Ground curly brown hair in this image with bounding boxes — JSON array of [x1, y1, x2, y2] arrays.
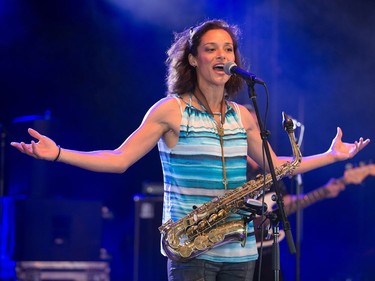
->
[[165, 19, 244, 98]]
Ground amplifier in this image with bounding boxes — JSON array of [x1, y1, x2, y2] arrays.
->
[[0, 197, 103, 261], [16, 261, 110, 281], [133, 194, 167, 281]]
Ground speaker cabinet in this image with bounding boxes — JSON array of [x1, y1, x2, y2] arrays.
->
[[133, 195, 167, 281], [16, 261, 110, 281], [1, 197, 103, 261]]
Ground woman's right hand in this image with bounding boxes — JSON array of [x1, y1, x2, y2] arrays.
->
[[10, 128, 60, 161]]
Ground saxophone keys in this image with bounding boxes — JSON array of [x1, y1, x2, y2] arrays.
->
[[193, 214, 198, 222], [179, 245, 193, 258], [186, 225, 198, 237], [166, 231, 180, 248], [194, 235, 209, 250], [208, 213, 218, 223], [208, 231, 224, 243], [193, 211, 208, 222], [217, 209, 227, 219], [197, 220, 208, 230]]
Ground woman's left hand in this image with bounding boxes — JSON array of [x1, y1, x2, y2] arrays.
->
[[328, 127, 370, 161]]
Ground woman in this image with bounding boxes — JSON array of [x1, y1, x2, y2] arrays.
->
[[11, 19, 369, 281]]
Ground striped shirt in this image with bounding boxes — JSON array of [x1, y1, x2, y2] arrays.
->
[[158, 95, 258, 263]]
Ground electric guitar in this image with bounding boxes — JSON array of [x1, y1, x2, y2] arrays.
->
[[254, 163, 375, 248]]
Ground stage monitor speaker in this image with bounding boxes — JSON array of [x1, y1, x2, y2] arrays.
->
[[5, 198, 103, 261], [15, 261, 110, 281], [133, 194, 167, 281]]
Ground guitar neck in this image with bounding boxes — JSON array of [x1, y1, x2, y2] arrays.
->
[[284, 177, 345, 215]]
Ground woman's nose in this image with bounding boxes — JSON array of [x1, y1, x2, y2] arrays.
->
[[216, 52, 225, 60]]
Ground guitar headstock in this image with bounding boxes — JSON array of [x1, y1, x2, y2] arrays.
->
[[344, 162, 375, 185]]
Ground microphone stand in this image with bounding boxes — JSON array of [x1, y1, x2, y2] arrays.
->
[[294, 122, 304, 281], [295, 174, 303, 281], [246, 81, 296, 281]]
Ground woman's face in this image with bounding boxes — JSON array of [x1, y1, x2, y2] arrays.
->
[[189, 29, 235, 89]]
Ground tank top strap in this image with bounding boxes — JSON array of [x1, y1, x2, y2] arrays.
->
[[172, 94, 187, 116], [173, 93, 194, 114], [230, 101, 244, 128]]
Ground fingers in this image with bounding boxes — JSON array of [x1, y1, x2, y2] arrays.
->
[[351, 141, 360, 155], [10, 142, 25, 153], [28, 128, 42, 140], [335, 127, 343, 140], [331, 127, 343, 147], [333, 126, 370, 160], [21, 141, 33, 156], [11, 141, 31, 154], [359, 137, 371, 150], [22, 141, 41, 159], [353, 137, 371, 155], [10, 128, 42, 152]]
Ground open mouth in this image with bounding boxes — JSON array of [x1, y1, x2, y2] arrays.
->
[[213, 64, 224, 71]]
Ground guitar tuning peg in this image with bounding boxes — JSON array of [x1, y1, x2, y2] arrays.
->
[[345, 163, 353, 170]]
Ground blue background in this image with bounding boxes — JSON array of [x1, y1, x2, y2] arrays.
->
[[1, 1, 374, 280]]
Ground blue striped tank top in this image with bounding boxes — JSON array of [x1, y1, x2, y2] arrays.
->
[[158, 95, 258, 262]]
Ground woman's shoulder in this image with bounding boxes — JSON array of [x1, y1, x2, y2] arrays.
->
[[227, 101, 248, 115], [227, 101, 256, 130], [145, 95, 184, 119], [145, 95, 185, 134], [150, 95, 180, 108]]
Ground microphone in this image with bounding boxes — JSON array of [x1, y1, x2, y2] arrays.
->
[[292, 118, 303, 128], [223, 61, 265, 85]]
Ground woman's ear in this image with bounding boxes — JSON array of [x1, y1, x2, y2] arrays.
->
[[188, 54, 197, 67]]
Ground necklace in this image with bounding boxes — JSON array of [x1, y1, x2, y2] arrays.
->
[[193, 87, 228, 191]]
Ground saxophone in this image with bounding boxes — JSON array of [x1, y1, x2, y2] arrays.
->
[[159, 112, 302, 262]]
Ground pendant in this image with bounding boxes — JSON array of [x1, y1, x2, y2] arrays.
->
[[222, 178, 228, 191], [217, 125, 224, 137]]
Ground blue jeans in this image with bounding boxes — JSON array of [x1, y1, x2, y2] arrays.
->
[[167, 258, 256, 281]]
